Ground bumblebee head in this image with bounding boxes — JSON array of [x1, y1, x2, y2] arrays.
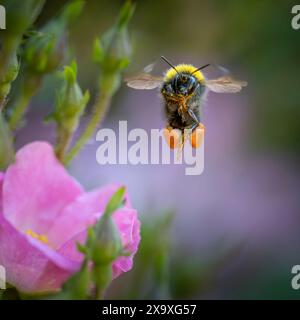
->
[[172, 73, 198, 95], [163, 65, 206, 97], [160, 57, 210, 97]]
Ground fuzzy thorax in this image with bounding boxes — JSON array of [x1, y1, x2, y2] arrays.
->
[[164, 64, 205, 84]]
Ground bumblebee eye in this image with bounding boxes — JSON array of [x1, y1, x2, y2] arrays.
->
[[188, 78, 196, 91]]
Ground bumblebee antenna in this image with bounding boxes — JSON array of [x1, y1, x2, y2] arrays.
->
[[161, 56, 179, 74], [192, 64, 210, 74]]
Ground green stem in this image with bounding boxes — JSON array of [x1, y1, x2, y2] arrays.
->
[[64, 91, 112, 165], [8, 74, 42, 131], [94, 286, 105, 300], [0, 113, 14, 169], [0, 96, 7, 111], [0, 53, 19, 111], [93, 264, 112, 300], [0, 82, 9, 111], [8, 93, 32, 131], [55, 127, 73, 162], [0, 38, 18, 79]]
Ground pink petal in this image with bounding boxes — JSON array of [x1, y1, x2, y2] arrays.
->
[[0, 214, 79, 293], [2, 142, 83, 234], [112, 209, 141, 277], [48, 184, 132, 248], [0, 172, 4, 212], [57, 208, 141, 278]]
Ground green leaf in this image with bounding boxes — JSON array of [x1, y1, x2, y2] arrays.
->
[[117, 0, 136, 30], [59, 0, 85, 26], [93, 38, 105, 63], [53, 260, 91, 299], [63, 65, 76, 84], [76, 242, 87, 254], [103, 186, 126, 218], [63, 60, 77, 83]]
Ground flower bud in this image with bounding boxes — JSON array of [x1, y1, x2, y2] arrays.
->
[[85, 187, 126, 265], [93, 1, 135, 94], [23, 1, 84, 75], [0, 52, 20, 108], [90, 215, 123, 265], [2, 0, 45, 38], [51, 61, 89, 131], [47, 60, 89, 161], [0, 0, 45, 80]]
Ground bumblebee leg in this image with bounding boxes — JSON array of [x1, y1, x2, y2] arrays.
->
[[188, 108, 200, 125], [163, 126, 183, 149], [186, 108, 204, 148], [190, 123, 205, 149]]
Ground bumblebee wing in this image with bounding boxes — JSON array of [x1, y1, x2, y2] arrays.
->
[[143, 61, 156, 73], [125, 73, 163, 90], [206, 76, 247, 93]]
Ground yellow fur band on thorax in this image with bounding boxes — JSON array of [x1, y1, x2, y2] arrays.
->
[[164, 64, 205, 84]]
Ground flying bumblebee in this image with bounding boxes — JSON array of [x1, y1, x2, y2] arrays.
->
[[126, 56, 247, 149]]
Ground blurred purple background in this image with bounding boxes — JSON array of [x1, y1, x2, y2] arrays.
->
[[12, 0, 300, 299]]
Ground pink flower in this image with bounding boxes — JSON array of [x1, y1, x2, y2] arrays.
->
[[0, 142, 140, 293]]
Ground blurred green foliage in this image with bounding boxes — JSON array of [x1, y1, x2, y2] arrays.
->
[[106, 212, 244, 299]]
